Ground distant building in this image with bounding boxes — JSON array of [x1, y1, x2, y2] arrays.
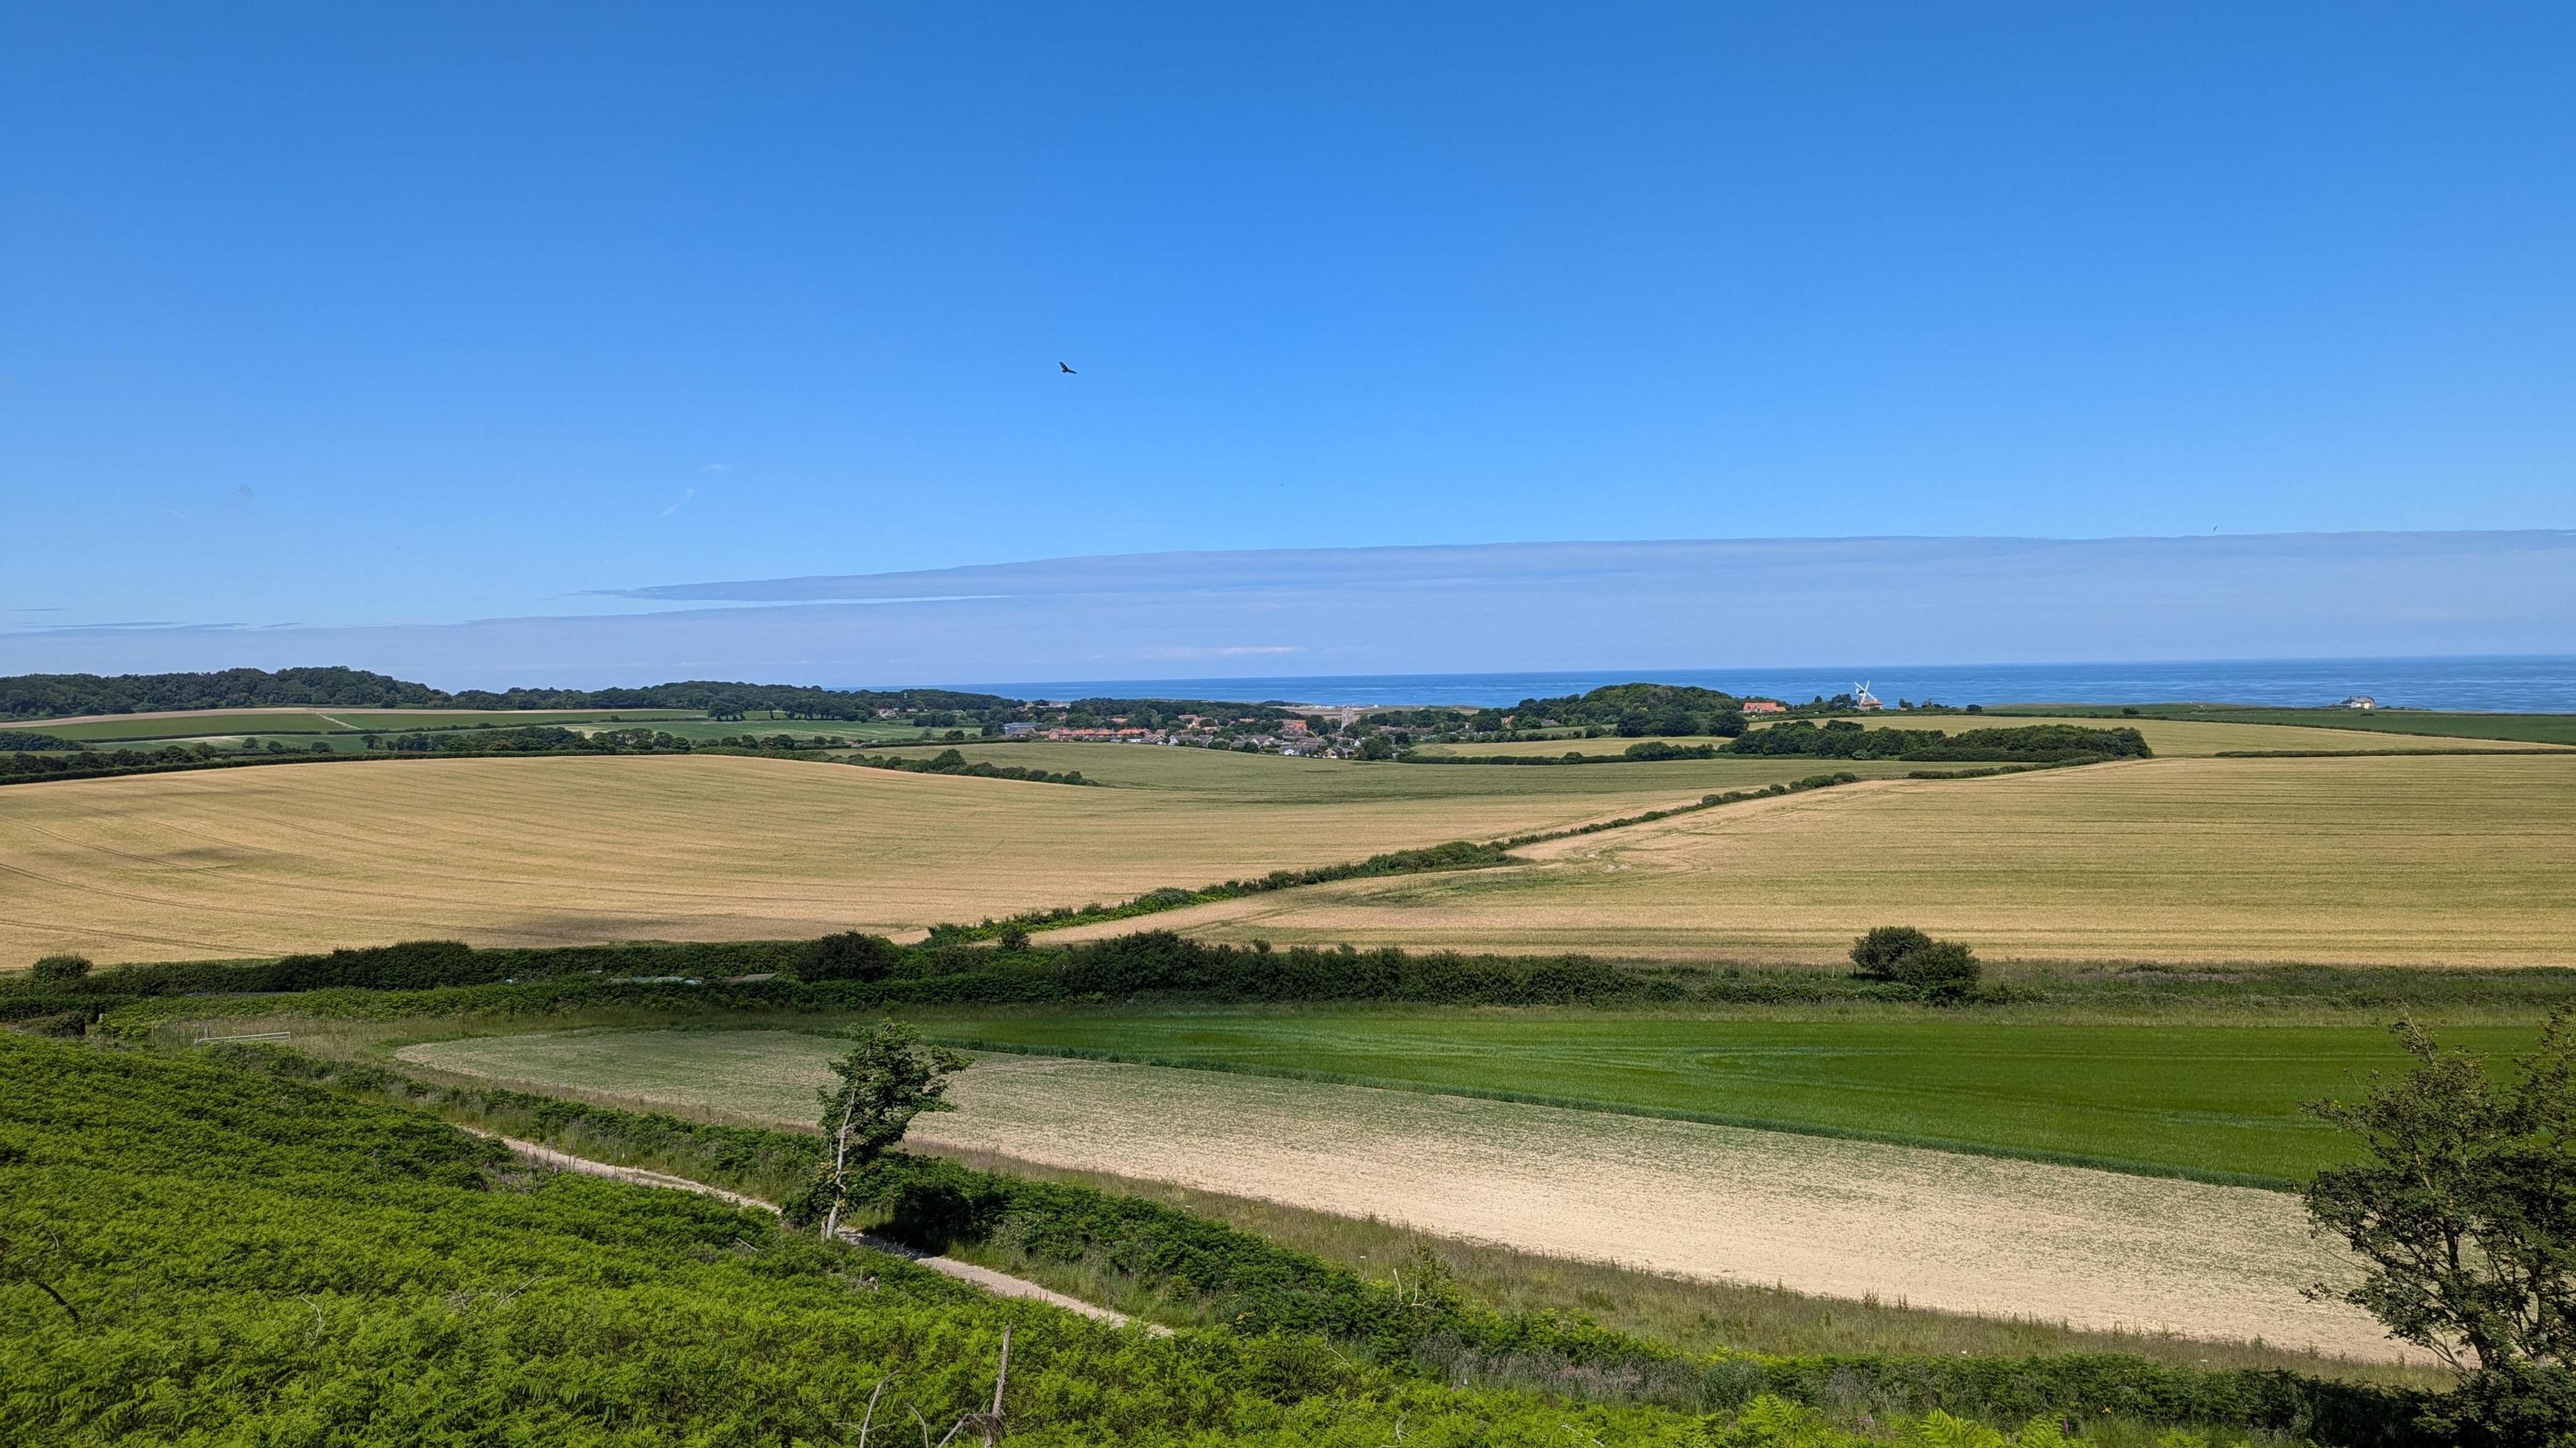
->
[[1000, 722, 1038, 738], [1741, 700, 1786, 715], [1281, 718, 1309, 737], [2340, 695, 2379, 711], [1852, 681, 1884, 712]]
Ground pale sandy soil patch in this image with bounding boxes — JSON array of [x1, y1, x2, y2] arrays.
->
[[398, 1029, 2410, 1362]]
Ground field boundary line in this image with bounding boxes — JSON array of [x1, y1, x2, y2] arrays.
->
[[928, 1037, 2304, 1192], [460, 1124, 1161, 1332]]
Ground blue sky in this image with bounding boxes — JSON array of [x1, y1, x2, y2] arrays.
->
[[4, 3, 2573, 679]]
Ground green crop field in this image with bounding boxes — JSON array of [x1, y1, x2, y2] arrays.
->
[[911, 1010, 2534, 1184], [584, 716, 916, 744], [1987, 704, 2576, 746], [1075, 752, 2576, 965], [0, 710, 364, 740], [1753, 714, 2562, 757], [833, 739, 1927, 797]]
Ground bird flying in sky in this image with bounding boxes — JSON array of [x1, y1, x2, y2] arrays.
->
[[1059, 361, 1076, 374]]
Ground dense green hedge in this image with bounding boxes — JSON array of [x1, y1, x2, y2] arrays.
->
[[80, 932, 1684, 1037], [214, 1043, 2430, 1444], [1728, 721, 2151, 762]]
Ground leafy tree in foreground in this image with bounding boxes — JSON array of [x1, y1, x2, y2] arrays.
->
[[2305, 1015, 2576, 1447], [814, 1020, 969, 1239]]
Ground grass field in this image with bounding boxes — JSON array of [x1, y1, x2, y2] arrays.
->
[[1989, 703, 2576, 746], [0, 710, 364, 740], [1074, 752, 2576, 964], [0, 706, 698, 742], [906, 1009, 2535, 1183], [395, 1027, 2406, 1359], [1777, 713, 2561, 756], [1408, 714, 2567, 761], [832, 740, 1927, 795], [0, 748, 1851, 964], [606, 717, 926, 743]]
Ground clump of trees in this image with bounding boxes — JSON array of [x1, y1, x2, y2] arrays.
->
[[1512, 683, 1746, 738], [1849, 926, 1982, 1001], [2306, 1015, 2576, 1447]]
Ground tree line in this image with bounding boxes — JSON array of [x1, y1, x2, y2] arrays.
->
[[0, 666, 1014, 721]]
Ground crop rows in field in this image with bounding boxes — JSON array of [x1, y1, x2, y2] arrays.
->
[[1071, 752, 2576, 964], [0, 748, 1847, 963]]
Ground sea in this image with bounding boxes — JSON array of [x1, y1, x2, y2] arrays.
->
[[957, 655, 2576, 713]]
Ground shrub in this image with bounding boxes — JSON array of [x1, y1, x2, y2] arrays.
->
[[800, 930, 902, 982], [30, 954, 91, 985], [1849, 928, 1933, 978], [1893, 941, 1981, 1002], [1849, 928, 1982, 1002]]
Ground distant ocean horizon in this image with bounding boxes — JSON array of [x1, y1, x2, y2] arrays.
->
[[944, 655, 2576, 713]]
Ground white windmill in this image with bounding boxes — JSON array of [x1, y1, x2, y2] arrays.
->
[[1852, 681, 1883, 712]]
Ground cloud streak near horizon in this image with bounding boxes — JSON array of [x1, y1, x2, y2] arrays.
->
[[5, 532, 2570, 691]]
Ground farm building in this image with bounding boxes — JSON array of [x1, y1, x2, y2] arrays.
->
[[1741, 700, 1786, 714]]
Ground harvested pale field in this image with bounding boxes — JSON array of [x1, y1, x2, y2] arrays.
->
[[397, 1028, 2408, 1361], [0, 750, 1851, 963], [1056, 753, 2576, 964]]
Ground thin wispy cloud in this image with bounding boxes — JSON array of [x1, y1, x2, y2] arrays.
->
[[660, 488, 694, 517], [7, 533, 2567, 687]]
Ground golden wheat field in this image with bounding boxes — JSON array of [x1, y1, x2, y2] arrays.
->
[[0, 750, 1864, 964], [1055, 753, 2576, 964], [395, 1028, 2404, 1359]]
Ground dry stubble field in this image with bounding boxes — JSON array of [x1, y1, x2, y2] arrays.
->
[[395, 1027, 2404, 1361], [0, 750, 1859, 963], [1059, 753, 2576, 964]]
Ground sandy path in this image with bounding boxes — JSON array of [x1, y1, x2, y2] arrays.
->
[[400, 1034, 2409, 1361], [462, 1125, 1149, 1331]]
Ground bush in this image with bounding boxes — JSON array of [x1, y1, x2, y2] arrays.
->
[[30, 954, 91, 985], [2428, 1363, 2576, 1448], [1849, 928, 1981, 1002], [799, 930, 902, 982], [1849, 928, 1933, 978], [1892, 941, 1982, 1002]]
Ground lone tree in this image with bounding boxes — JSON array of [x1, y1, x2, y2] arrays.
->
[[814, 1020, 968, 1240], [1849, 926, 1980, 1002], [2305, 1015, 2576, 1447]]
